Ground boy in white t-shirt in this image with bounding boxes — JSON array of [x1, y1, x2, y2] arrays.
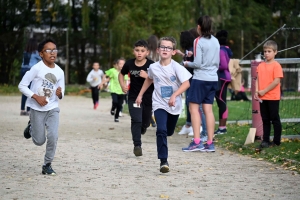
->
[[18, 38, 65, 175], [136, 37, 192, 173], [86, 62, 105, 109]]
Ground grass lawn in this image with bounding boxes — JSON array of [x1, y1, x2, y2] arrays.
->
[[2, 84, 300, 173]]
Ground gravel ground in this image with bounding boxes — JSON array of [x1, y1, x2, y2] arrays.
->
[[0, 95, 299, 200]]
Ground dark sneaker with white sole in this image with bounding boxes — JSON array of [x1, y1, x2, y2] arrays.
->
[[42, 163, 56, 175], [160, 161, 170, 173], [133, 146, 142, 156], [23, 121, 31, 139]]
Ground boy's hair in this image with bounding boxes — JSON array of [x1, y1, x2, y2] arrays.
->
[[158, 36, 177, 49], [197, 15, 212, 39], [263, 40, 278, 51], [38, 38, 57, 52], [134, 40, 149, 49]]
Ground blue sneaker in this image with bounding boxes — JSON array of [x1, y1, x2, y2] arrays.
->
[[214, 128, 227, 135], [200, 143, 215, 152], [182, 141, 204, 152]]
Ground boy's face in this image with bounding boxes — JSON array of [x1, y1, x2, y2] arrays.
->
[[157, 40, 176, 59], [264, 47, 277, 62], [117, 60, 125, 70], [39, 42, 57, 65], [133, 46, 149, 61], [93, 63, 100, 70]]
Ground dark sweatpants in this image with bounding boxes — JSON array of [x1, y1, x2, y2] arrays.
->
[[259, 100, 282, 145], [128, 99, 152, 147]]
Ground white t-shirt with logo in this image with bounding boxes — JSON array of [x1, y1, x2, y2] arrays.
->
[[148, 59, 192, 115], [18, 61, 65, 111], [86, 69, 104, 87]]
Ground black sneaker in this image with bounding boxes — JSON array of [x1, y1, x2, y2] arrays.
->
[[160, 161, 170, 173], [42, 163, 56, 175], [141, 127, 147, 135], [23, 121, 31, 139], [133, 146, 142, 156], [114, 118, 119, 122]]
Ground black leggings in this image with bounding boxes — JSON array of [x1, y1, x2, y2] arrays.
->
[[215, 80, 229, 119], [111, 93, 124, 119], [91, 86, 99, 105]]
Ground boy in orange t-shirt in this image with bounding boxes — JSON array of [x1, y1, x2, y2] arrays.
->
[[254, 40, 283, 148]]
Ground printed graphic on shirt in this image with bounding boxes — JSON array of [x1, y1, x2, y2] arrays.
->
[[170, 76, 176, 82], [130, 70, 141, 77], [37, 73, 57, 98], [161, 86, 173, 98]]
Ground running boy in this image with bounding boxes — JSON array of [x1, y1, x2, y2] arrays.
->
[[136, 37, 191, 173], [182, 16, 220, 152], [119, 40, 154, 157], [105, 58, 126, 122], [18, 38, 65, 175], [86, 62, 105, 109], [254, 40, 283, 148]]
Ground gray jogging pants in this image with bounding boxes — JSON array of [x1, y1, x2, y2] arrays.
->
[[30, 107, 60, 164]]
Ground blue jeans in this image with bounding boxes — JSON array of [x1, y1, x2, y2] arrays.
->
[[154, 109, 179, 160], [199, 104, 207, 137]]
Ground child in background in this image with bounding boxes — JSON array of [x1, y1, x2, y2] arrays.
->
[[254, 40, 283, 148], [147, 35, 160, 127], [176, 30, 207, 141], [136, 37, 191, 173], [182, 15, 220, 152], [214, 30, 233, 135], [18, 38, 65, 175], [119, 40, 154, 157], [105, 58, 126, 122], [86, 62, 105, 109]]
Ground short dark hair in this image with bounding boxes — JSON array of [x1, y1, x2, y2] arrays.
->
[[197, 16, 212, 39], [38, 38, 57, 52], [134, 40, 149, 49], [216, 30, 228, 45]]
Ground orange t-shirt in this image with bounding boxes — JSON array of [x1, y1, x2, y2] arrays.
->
[[256, 61, 283, 100]]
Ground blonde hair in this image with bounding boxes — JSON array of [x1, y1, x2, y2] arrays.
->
[[158, 36, 177, 49], [263, 40, 278, 51]]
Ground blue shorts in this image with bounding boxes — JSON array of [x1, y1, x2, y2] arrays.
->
[[187, 79, 218, 104]]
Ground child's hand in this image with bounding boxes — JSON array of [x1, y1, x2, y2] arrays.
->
[[121, 85, 128, 93], [135, 96, 142, 107], [257, 90, 266, 97], [98, 84, 103, 90], [168, 94, 176, 107], [56, 87, 62, 99], [139, 70, 148, 79], [186, 51, 193, 57], [32, 94, 48, 107]]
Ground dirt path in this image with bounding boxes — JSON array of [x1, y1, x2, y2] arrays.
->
[[0, 96, 299, 200]]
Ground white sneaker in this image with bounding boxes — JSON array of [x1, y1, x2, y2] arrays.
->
[[187, 126, 203, 137], [119, 112, 123, 117], [178, 126, 192, 135]]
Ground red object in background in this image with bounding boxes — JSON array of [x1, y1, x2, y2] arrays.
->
[[251, 60, 263, 138]]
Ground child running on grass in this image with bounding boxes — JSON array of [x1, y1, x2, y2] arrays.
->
[[119, 40, 154, 157], [18, 38, 65, 175], [136, 36, 191, 173]]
